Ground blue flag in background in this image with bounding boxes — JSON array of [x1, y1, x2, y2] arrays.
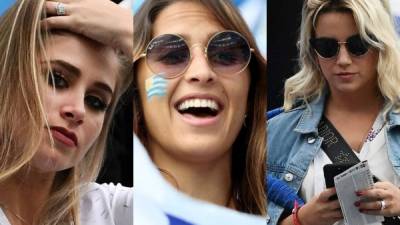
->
[[0, 0, 15, 15], [134, 135, 266, 225]]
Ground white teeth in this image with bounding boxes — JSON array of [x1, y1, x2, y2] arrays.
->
[[178, 98, 219, 111]]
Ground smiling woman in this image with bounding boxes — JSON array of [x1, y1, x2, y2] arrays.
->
[[0, 1, 132, 225], [133, 0, 267, 216]]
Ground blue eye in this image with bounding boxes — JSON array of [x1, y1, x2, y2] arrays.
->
[[85, 95, 108, 112], [48, 71, 68, 89]]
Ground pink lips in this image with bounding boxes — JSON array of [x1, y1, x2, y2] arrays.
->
[[180, 113, 221, 126], [50, 126, 78, 147], [336, 72, 356, 76], [335, 72, 357, 81]]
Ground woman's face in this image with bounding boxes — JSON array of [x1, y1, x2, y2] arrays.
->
[[137, 1, 250, 164], [31, 33, 119, 172], [314, 12, 379, 95]]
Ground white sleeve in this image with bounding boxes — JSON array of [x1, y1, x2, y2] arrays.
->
[[80, 182, 133, 225]]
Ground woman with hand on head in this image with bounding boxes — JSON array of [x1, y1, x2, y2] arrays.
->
[[0, 1, 132, 224], [267, 0, 400, 224], [42, 0, 133, 58], [133, 0, 267, 216]]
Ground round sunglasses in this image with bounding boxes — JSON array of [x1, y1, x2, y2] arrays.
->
[[138, 31, 254, 79], [310, 34, 370, 59]]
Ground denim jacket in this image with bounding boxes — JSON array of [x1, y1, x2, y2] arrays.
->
[[266, 94, 400, 225]]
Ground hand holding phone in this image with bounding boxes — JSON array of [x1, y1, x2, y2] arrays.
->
[[323, 163, 354, 200]]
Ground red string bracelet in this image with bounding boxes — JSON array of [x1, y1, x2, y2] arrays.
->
[[292, 200, 302, 225]]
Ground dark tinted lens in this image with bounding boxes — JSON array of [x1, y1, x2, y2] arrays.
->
[[311, 38, 339, 58], [346, 35, 369, 56], [146, 34, 190, 78], [207, 31, 251, 75]]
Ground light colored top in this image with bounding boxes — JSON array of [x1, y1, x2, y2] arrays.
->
[[301, 112, 400, 225], [267, 92, 400, 225], [0, 183, 132, 225], [133, 134, 266, 225]]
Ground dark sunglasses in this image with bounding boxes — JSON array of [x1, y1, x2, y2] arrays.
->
[[310, 34, 370, 59], [138, 30, 254, 79]]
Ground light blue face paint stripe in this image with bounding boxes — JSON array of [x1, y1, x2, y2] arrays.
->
[[147, 84, 167, 92], [151, 76, 167, 82], [147, 90, 167, 99], [145, 74, 168, 100], [150, 80, 167, 86]]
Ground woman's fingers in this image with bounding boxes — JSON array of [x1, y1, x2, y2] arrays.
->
[[319, 187, 337, 202], [43, 0, 133, 57], [46, 0, 74, 4], [356, 182, 400, 217], [45, 1, 71, 16], [41, 16, 74, 30], [358, 188, 390, 200], [325, 209, 343, 220], [327, 199, 341, 210], [357, 200, 385, 211]]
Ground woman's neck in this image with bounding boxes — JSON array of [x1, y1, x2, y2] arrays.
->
[[327, 87, 383, 113], [0, 168, 55, 224], [151, 146, 233, 208]]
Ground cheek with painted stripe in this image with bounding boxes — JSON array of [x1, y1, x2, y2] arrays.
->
[[145, 74, 168, 101]]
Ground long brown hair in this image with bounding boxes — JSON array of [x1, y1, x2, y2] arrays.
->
[[133, 0, 266, 215], [0, 0, 132, 224]]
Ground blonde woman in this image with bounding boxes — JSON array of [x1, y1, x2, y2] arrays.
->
[[133, 0, 267, 215], [267, 0, 400, 224], [0, 1, 132, 224]]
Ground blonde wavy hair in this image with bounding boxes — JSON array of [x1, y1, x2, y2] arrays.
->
[[284, 0, 400, 116], [0, 0, 132, 224], [133, 0, 267, 215]]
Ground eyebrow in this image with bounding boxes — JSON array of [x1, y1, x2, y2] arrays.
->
[[94, 81, 114, 96], [174, 32, 216, 43], [49, 59, 81, 77], [47, 59, 114, 95]]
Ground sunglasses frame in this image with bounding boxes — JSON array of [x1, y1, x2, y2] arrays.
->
[[310, 34, 370, 60], [138, 30, 254, 79]]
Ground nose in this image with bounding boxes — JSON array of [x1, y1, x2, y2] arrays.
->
[[183, 45, 217, 84], [336, 43, 352, 66], [60, 98, 85, 125]]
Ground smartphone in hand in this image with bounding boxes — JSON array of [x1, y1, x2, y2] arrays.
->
[[323, 163, 354, 200]]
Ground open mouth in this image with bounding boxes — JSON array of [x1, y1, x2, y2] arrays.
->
[[175, 98, 221, 118]]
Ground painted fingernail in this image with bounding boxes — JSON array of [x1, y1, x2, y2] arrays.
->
[[355, 191, 363, 196], [354, 201, 360, 207], [359, 209, 364, 213]]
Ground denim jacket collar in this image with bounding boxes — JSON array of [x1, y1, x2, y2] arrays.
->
[[294, 94, 325, 135], [387, 109, 400, 128], [293, 90, 400, 133]]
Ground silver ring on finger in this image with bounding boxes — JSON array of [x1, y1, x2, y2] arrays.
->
[[380, 200, 386, 211], [55, 2, 66, 16]]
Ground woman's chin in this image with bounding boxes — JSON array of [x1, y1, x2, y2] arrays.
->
[[169, 139, 231, 163], [30, 150, 73, 173]]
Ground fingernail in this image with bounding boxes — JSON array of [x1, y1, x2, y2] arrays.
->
[[359, 209, 363, 213], [355, 191, 362, 196], [354, 201, 360, 207]]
